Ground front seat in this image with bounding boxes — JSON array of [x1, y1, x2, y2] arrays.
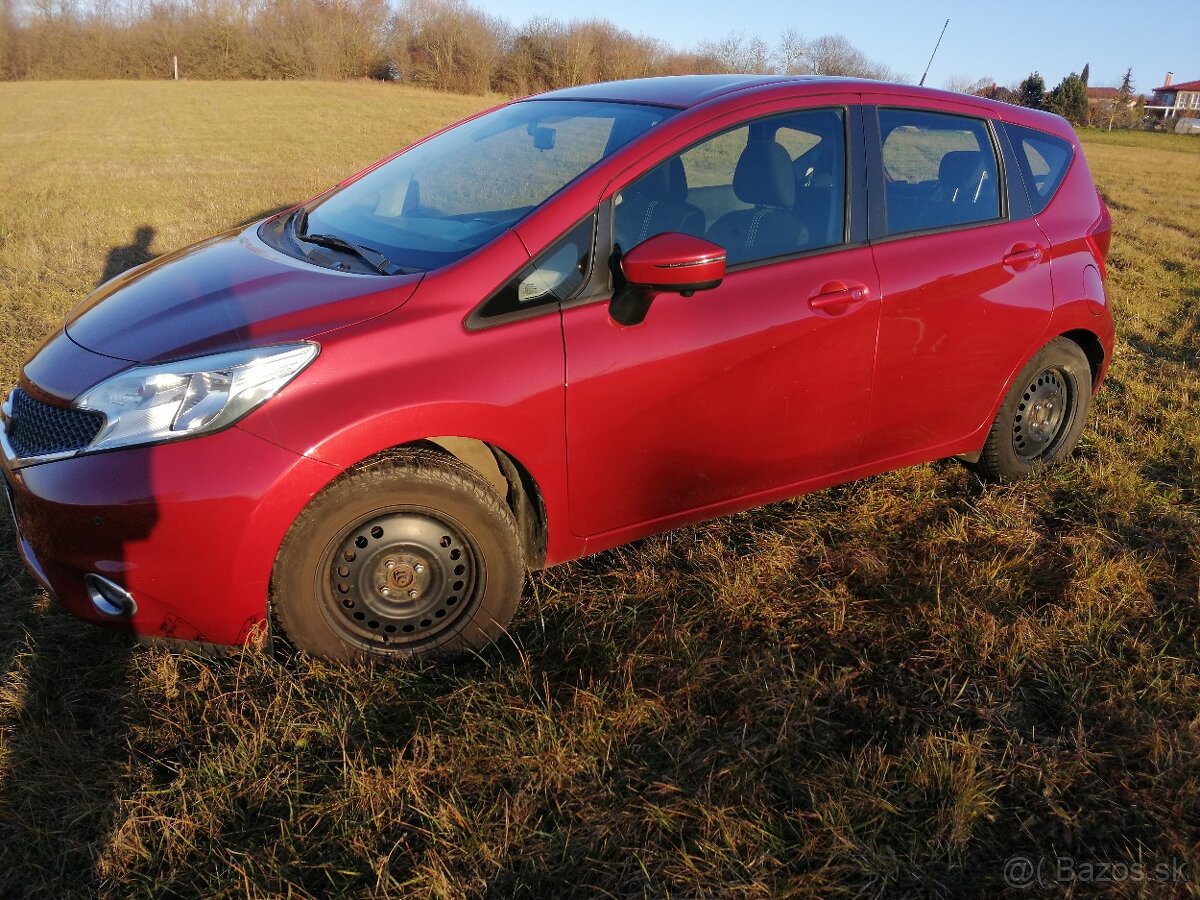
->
[[706, 139, 809, 264], [614, 157, 706, 252]]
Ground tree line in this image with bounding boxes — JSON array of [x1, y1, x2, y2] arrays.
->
[[0, 0, 895, 89], [1009, 65, 1142, 129]]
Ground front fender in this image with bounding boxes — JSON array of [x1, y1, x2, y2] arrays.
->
[[237, 301, 577, 565]]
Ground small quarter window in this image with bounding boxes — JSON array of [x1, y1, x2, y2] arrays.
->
[[1006, 123, 1074, 215], [879, 108, 1001, 235], [476, 215, 596, 322]]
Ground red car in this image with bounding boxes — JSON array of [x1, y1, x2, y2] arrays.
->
[[2, 76, 1112, 661]]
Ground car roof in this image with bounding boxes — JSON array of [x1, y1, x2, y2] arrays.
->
[[531, 74, 1072, 136], [533, 75, 858, 108]]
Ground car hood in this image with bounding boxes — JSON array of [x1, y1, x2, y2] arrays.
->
[[64, 224, 423, 364]]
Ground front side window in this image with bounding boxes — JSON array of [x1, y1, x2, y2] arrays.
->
[[613, 108, 846, 266], [289, 100, 672, 272], [879, 108, 1001, 235]]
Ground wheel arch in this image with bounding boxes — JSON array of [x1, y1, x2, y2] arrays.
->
[[1058, 327, 1106, 388], [344, 436, 549, 571], [957, 325, 1107, 465], [425, 437, 548, 571]]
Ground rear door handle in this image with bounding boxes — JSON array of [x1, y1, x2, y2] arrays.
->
[[1003, 245, 1043, 268], [809, 283, 870, 312]]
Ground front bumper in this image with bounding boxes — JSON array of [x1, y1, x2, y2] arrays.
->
[[2, 425, 340, 645]]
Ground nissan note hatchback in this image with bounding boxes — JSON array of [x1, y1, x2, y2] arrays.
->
[[1, 76, 1114, 661]]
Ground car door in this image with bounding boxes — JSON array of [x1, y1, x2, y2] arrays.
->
[[562, 103, 883, 540], [860, 100, 1054, 463]]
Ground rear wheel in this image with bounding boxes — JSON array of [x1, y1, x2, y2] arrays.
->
[[272, 449, 523, 661], [975, 337, 1093, 481]]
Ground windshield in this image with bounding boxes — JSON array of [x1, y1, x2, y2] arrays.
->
[[294, 99, 676, 272]]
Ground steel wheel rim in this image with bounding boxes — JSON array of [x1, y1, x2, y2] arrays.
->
[[1012, 366, 1073, 463], [318, 508, 481, 650]]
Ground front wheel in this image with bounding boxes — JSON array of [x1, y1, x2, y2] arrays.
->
[[974, 337, 1093, 481], [271, 449, 523, 662]]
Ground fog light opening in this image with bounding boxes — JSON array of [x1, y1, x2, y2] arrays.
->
[[84, 573, 137, 618]]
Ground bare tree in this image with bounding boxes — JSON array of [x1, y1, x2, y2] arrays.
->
[[1095, 68, 1141, 131], [1, 0, 902, 90], [697, 31, 771, 74], [770, 30, 893, 80], [803, 34, 891, 79], [943, 74, 994, 96], [775, 27, 808, 75], [402, 0, 503, 93], [0, 0, 14, 76]]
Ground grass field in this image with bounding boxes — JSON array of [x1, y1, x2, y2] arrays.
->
[[0, 81, 1198, 897]]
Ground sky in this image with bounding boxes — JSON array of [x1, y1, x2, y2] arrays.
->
[[479, 0, 1199, 92]]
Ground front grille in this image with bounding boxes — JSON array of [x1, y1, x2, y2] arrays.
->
[[5, 388, 104, 460]]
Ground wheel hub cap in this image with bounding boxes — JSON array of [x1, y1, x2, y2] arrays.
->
[[1012, 368, 1070, 462], [323, 511, 478, 647]]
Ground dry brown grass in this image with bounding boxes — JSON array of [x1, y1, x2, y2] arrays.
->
[[0, 82, 1198, 897]]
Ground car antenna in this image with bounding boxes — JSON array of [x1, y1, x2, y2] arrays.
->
[[918, 18, 949, 87]]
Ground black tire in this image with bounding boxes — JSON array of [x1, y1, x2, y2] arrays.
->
[[271, 448, 523, 662], [975, 337, 1093, 481]]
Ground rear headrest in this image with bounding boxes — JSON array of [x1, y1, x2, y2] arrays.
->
[[734, 140, 796, 207], [938, 150, 984, 186], [633, 156, 689, 203]]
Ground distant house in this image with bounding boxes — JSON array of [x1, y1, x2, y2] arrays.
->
[[1086, 87, 1124, 103], [1087, 86, 1140, 128], [977, 83, 1016, 104], [1146, 72, 1200, 118]]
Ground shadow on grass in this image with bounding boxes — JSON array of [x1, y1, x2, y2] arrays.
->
[[95, 207, 295, 289], [97, 225, 158, 288], [0, 533, 134, 896]]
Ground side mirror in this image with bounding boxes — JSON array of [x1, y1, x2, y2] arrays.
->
[[610, 233, 726, 326]]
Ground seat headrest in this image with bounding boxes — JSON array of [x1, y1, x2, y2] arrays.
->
[[734, 140, 796, 207], [633, 156, 689, 203], [938, 150, 984, 186]]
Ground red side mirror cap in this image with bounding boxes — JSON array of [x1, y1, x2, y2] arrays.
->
[[620, 232, 726, 295]]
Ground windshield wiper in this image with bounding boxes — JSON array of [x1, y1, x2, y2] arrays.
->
[[291, 208, 404, 276]]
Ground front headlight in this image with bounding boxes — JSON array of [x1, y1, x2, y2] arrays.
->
[[76, 342, 318, 453]]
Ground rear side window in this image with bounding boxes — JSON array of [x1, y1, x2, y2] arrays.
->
[[1006, 124, 1074, 214], [878, 108, 1001, 235]]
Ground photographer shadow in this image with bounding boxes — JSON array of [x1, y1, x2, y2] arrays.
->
[[97, 225, 157, 288]]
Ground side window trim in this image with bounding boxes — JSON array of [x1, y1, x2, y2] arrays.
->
[[995, 121, 1035, 222], [867, 104, 1011, 243], [519, 102, 873, 322], [864, 105, 887, 243], [565, 200, 615, 310], [847, 104, 870, 246]]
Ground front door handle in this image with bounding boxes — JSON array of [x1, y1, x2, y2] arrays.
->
[[1003, 245, 1043, 268], [809, 282, 870, 312]]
